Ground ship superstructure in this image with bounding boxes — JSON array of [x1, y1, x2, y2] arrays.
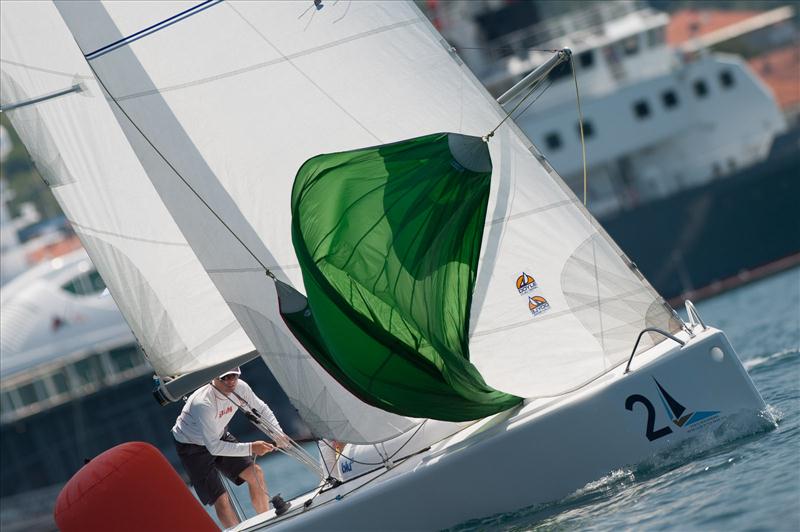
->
[[427, 0, 798, 300]]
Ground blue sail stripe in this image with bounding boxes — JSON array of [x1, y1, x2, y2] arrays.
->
[[85, 0, 223, 60]]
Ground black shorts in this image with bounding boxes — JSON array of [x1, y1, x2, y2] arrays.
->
[[174, 434, 254, 506]]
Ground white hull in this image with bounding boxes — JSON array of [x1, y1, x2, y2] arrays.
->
[[234, 326, 768, 531]]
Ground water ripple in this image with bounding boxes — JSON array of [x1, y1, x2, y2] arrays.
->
[[744, 348, 799, 373]]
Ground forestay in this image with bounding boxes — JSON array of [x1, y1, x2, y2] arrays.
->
[[55, 0, 678, 417], [0, 1, 253, 377]]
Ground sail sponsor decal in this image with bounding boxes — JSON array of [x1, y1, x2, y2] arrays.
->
[[625, 377, 720, 441], [515, 272, 537, 294], [528, 296, 550, 316], [514, 270, 550, 317]]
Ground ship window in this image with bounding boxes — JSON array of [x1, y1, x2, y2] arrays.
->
[[633, 100, 651, 119], [647, 27, 665, 47], [62, 269, 106, 296], [622, 36, 639, 56], [544, 132, 562, 151], [578, 50, 594, 69], [576, 120, 595, 138], [662, 89, 679, 108], [1, 391, 15, 413], [50, 372, 70, 395], [109, 345, 144, 373], [16, 381, 41, 406], [693, 79, 709, 98], [73, 353, 106, 386], [719, 70, 735, 89]]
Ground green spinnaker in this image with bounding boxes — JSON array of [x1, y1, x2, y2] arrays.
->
[[286, 133, 521, 421]]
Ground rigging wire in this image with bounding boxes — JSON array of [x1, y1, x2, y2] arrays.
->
[[482, 48, 590, 207], [456, 46, 561, 53], [319, 420, 428, 467], [570, 55, 589, 206], [483, 52, 562, 142]]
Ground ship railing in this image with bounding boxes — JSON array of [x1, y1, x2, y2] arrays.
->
[[486, 1, 642, 62]]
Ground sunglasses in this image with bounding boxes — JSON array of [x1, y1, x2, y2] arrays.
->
[[220, 374, 239, 382]]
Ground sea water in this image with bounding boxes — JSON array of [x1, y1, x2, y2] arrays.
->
[[225, 267, 800, 531]]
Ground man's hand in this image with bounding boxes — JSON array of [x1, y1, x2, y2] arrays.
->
[[251, 441, 275, 456], [275, 434, 292, 449]]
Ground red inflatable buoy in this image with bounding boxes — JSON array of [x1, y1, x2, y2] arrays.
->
[[54, 441, 218, 532]]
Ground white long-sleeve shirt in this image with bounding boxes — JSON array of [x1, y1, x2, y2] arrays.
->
[[171, 379, 281, 457]]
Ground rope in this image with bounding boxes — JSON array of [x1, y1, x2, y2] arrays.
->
[[571, 56, 589, 206], [250, 452, 271, 508]]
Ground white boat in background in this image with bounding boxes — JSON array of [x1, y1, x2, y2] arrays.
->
[[0, 248, 138, 424], [0, 1, 772, 530], [0, 244, 311, 505]]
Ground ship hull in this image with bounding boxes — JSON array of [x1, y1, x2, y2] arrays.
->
[[601, 126, 800, 302]]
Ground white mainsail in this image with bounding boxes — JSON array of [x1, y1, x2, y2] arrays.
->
[[2, 1, 415, 443], [0, 1, 253, 377], [53, 0, 677, 406]]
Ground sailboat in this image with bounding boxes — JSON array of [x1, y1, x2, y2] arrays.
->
[[0, 1, 770, 530]]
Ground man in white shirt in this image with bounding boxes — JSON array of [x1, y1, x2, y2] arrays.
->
[[172, 367, 284, 528]]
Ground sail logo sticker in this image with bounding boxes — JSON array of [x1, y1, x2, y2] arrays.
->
[[528, 296, 550, 316], [516, 272, 537, 294], [341, 459, 353, 474], [625, 377, 720, 441]]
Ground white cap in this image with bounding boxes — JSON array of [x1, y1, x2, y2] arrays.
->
[[218, 366, 241, 379]]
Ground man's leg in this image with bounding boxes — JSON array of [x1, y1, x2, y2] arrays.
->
[[213, 492, 239, 529], [238, 463, 269, 513], [175, 440, 234, 526]]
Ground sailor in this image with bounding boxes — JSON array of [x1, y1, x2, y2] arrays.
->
[[172, 367, 287, 528]]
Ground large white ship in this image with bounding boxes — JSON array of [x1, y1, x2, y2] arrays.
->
[[427, 0, 800, 301]]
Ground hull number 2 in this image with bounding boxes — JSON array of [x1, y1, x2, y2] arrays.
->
[[625, 394, 673, 441]]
